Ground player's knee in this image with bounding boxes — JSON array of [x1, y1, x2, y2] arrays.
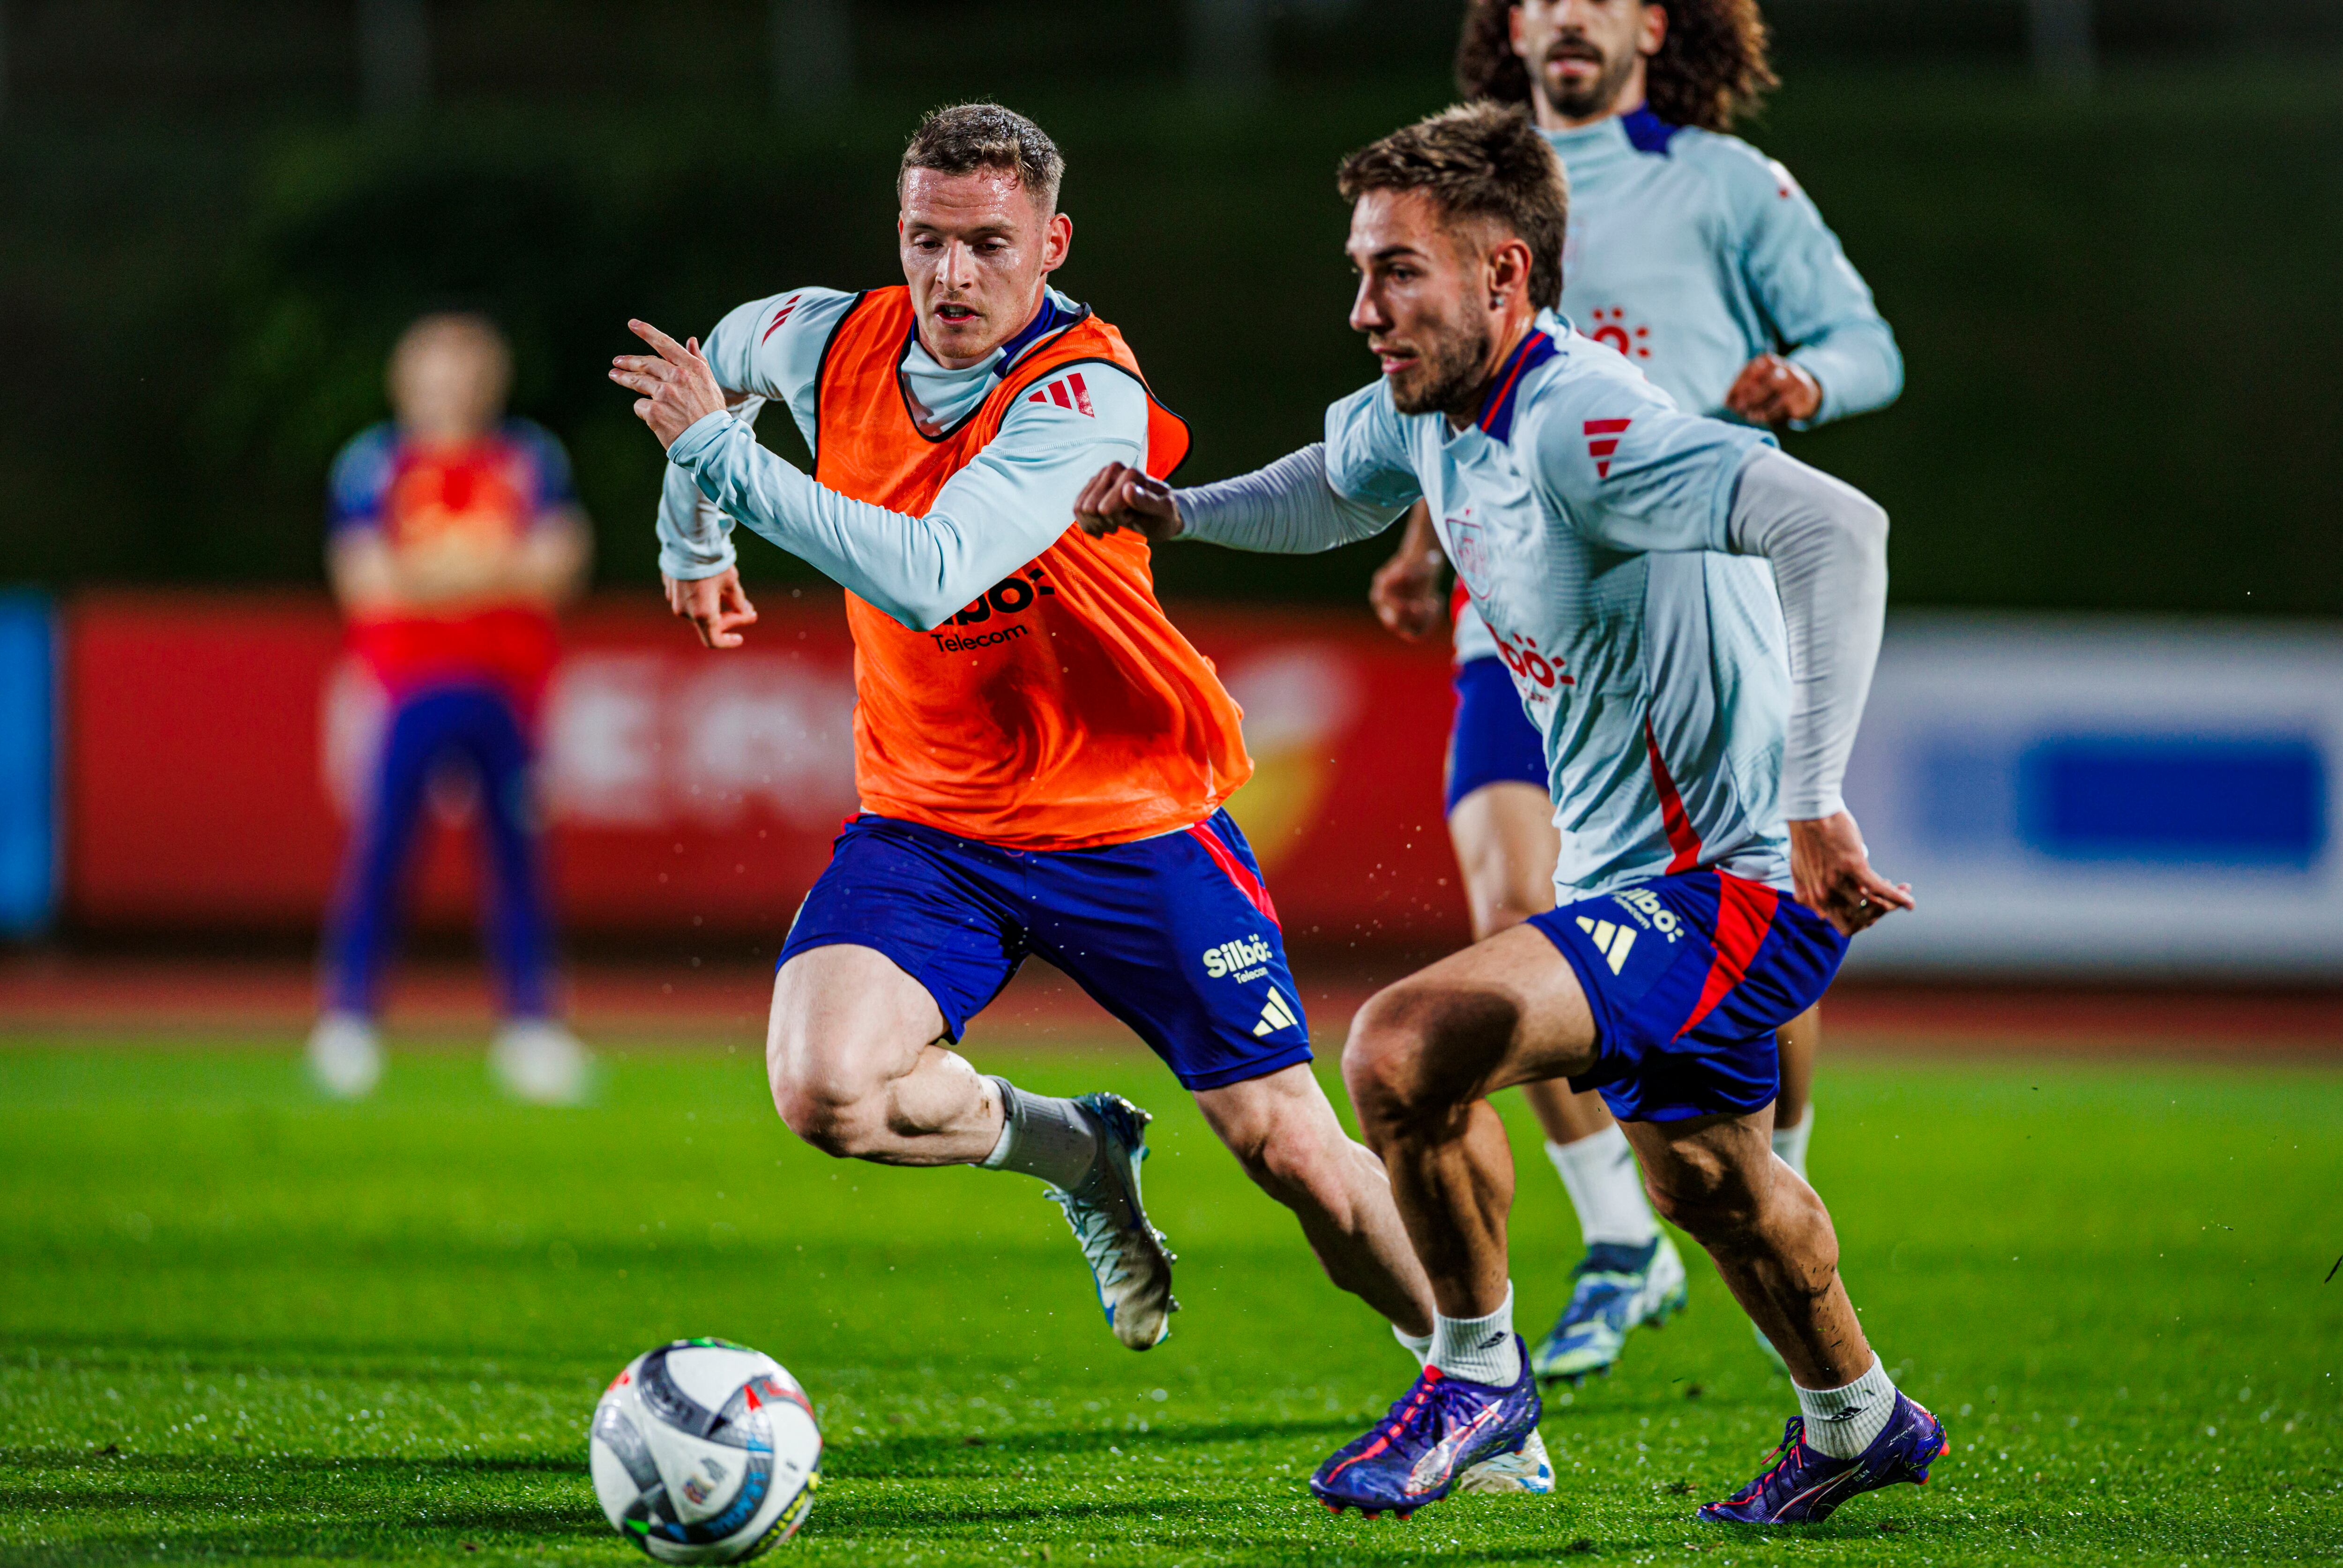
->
[[768, 1051, 886, 1158], [1238, 1117, 1344, 1209], [1340, 990, 1433, 1133]]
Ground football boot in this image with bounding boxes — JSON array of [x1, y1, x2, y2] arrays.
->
[[1698, 1392, 1948, 1524], [1529, 1234, 1688, 1384], [1310, 1340, 1543, 1518], [1045, 1092, 1177, 1351]]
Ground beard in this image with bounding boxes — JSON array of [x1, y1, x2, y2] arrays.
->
[[1386, 313, 1494, 423], [1541, 38, 1638, 120]]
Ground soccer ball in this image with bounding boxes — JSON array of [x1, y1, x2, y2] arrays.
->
[[589, 1339, 822, 1562]]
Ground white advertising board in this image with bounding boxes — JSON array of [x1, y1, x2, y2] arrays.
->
[[1841, 613, 2343, 978]]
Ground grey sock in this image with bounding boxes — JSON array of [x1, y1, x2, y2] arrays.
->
[[978, 1078, 1101, 1191]]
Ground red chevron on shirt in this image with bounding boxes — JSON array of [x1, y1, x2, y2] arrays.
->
[[1028, 372, 1096, 417], [1584, 418, 1632, 478]]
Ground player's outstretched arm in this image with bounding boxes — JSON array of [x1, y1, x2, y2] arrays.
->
[[1726, 446, 1912, 935], [619, 319, 1145, 632], [1078, 444, 1409, 556]]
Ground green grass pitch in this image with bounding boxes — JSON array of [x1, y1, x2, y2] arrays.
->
[[2, 1039, 2338, 1565]]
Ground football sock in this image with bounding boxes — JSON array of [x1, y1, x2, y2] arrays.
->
[[1772, 1105, 1814, 1182], [979, 1078, 1101, 1191], [1430, 1283, 1521, 1387], [1546, 1125, 1660, 1247], [1393, 1322, 1434, 1366], [1794, 1354, 1898, 1458]]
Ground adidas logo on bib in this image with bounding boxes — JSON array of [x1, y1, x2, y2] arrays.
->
[[1577, 916, 1637, 975], [1253, 987, 1299, 1038]]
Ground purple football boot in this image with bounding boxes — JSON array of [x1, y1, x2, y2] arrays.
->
[[1308, 1339, 1543, 1520], [1698, 1392, 1949, 1524]]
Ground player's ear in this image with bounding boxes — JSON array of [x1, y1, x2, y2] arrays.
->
[[1489, 236, 1534, 311], [1042, 211, 1073, 274], [1640, 2, 1668, 59]]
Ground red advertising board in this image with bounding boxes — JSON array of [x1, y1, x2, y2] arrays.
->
[[65, 591, 1472, 946]]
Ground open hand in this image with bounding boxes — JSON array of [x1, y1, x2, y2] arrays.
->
[[1369, 501, 1447, 642], [1073, 462, 1183, 542], [1787, 811, 1914, 937], [1724, 354, 1822, 426], [663, 567, 758, 650], [611, 321, 728, 449]]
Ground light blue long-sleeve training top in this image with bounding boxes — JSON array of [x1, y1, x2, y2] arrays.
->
[[1179, 314, 1890, 899], [653, 285, 1149, 632], [1553, 108, 1902, 426]]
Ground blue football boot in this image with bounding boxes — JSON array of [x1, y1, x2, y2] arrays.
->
[[1529, 1235, 1688, 1384], [1045, 1092, 1177, 1351], [1309, 1340, 1543, 1519], [1698, 1392, 1949, 1524]]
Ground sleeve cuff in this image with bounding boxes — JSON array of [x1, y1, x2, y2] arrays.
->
[[668, 410, 739, 470]]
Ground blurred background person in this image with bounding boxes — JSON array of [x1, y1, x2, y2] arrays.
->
[[307, 312, 594, 1104]]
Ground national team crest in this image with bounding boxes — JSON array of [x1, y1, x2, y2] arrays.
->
[[1446, 512, 1491, 598]]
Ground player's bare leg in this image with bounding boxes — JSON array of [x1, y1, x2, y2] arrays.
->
[[1616, 1110, 1863, 1389], [1193, 1064, 1433, 1336], [1450, 779, 1684, 1381], [766, 945, 996, 1165], [1327, 924, 1933, 1521], [765, 944, 1175, 1348], [1341, 925, 1863, 1364]]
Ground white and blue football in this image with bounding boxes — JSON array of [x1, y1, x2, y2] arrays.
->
[[589, 1339, 822, 1562]]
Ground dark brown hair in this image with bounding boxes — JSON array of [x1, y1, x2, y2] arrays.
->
[[900, 102, 1066, 213], [1337, 102, 1570, 310], [1454, 0, 1778, 134]]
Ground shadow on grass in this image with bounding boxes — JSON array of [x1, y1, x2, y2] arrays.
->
[[825, 1413, 1365, 1474]]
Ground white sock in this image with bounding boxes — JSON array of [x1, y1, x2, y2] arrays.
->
[[1795, 1354, 1898, 1458], [978, 1079, 1100, 1191], [1430, 1283, 1520, 1387], [1772, 1105, 1814, 1182], [1546, 1126, 1659, 1247], [1393, 1323, 1433, 1366]]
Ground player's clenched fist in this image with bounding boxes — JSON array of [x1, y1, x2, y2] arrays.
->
[[1074, 462, 1184, 542], [611, 321, 729, 450]]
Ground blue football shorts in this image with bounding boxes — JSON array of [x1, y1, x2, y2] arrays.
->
[[1529, 868, 1848, 1123], [1445, 655, 1549, 814], [778, 809, 1313, 1091]]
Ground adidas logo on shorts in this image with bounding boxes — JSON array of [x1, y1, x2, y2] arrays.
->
[[1577, 916, 1637, 975], [1253, 987, 1299, 1038]]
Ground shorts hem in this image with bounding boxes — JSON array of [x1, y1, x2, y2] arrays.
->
[[776, 930, 973, 1044], [1172, 1041, 1315, 1092]]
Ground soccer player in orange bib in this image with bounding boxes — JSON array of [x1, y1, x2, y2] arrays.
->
[[609, 105, 1545, 1473]]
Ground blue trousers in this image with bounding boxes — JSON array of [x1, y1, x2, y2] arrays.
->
[[323, 684, 555, 1020]]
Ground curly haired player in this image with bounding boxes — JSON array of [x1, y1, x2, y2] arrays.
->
[[1368, 0, 1903, 1386]]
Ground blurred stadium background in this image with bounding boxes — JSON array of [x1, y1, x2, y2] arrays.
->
[[0, 0, 2338, 1040], [2, 6, 2340, 1564]]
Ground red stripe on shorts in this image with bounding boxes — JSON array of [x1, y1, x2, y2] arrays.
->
[[1186, 821, 1281, 928], [1643, 717, 1705, 873], [1677, 873, 1780, 1039]]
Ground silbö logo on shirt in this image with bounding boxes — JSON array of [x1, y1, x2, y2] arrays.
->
[[927, 566, 1056, 653]]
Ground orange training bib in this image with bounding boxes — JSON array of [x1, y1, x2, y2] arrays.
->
[[812, 286, 1252, 850]]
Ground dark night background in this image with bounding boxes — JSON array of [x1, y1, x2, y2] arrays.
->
[[2, 0, 2337, 615]]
